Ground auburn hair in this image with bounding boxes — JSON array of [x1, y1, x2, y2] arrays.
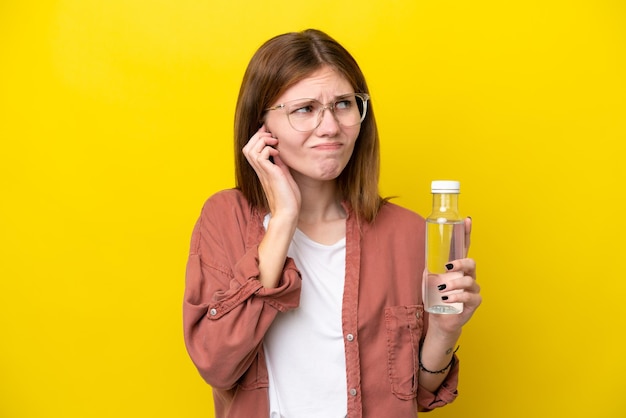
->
[[234, 29, 384, 223]]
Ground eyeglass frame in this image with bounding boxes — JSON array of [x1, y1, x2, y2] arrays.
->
[[264, 93, 370, 132]]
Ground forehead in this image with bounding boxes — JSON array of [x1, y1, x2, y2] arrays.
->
[[277, 66, 354, 102]]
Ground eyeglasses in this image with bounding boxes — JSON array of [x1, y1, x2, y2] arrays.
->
[[265, 93, 370, 132]]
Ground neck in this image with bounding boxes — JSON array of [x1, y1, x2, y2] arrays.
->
[[294, 178, 347, 245], [295, 177, 345, 225]]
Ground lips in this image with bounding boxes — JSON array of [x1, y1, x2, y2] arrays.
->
[[311, 142, 343, 150]]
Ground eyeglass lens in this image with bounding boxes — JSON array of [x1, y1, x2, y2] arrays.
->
[[286, 94, 367, 132]]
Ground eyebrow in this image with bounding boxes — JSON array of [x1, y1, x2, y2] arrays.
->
[[281, 93, 355, 104]]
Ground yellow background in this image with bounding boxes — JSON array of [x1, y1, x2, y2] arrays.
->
[[1, 0, 625, 417]]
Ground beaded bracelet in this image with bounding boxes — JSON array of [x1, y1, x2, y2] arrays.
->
[[418, 345, 460, 374]]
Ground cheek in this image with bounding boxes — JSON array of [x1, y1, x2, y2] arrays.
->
[[275, 134, 307, 155], [346, 127, 361, 149], [263, 117, 290, 141]]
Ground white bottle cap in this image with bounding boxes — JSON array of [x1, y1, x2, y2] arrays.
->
[[431, 180, 460, 193]]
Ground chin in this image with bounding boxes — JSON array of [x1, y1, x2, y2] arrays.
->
[[316, 168, 344, 181]]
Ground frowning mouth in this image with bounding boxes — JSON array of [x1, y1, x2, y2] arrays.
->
[[311, 142, 343, 151]]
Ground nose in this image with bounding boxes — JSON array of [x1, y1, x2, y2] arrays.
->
[[315, 105, 340, 135]]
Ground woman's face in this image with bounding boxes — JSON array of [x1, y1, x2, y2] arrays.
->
[[263, 66, 360, 184]]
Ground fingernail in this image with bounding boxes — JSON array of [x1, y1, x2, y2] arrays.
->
[[442, 296, 449, 301], [445, 263, 454, 271], [437, 284, 447, 291]]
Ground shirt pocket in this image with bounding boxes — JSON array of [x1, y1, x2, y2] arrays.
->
[[384, 304, 424, 400]]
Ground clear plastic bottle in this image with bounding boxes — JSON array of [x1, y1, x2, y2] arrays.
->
[[423, 180, 465, 314]]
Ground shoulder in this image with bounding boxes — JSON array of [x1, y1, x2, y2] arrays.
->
[[200, 189, 252, 216], [203, 188, 247, 207], [190, 189, 262, 253], [196, 189, 259, 230], [375, 200, 425, 227], [359, 200, 424, 240], [358, 200, 425, 254]]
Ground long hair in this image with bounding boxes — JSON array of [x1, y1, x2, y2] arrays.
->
[[234, 29, 383, 222]]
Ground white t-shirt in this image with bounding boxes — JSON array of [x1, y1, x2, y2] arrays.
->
[[263, 217, 348, 418]]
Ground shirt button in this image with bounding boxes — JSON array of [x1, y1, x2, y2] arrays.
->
[[209, 308, 217, 316], [349, 388, 357, 396], [415, 311, 420, 319], [346, 333, 354, 342]]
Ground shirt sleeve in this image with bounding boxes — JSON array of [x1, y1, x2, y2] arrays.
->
[[416, 356, 460, 411], [183, 195, 302, 390]]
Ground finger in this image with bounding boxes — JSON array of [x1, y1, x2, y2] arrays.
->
[[271, 153, 288, 168], [441, 290, 482, 308], [244, 126, 272, 146], [251, 132, 277, 153], [445, 258, 476, 279], [440, 274, 480, 293], [243, 130, 278, 163]]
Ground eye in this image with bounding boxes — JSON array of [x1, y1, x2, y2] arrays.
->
[[291, 104, 315, 114], [334, 98, 353, 110], [288, 100, 317, 115]]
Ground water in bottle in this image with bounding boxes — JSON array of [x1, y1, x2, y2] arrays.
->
[[423, 180, 465, 314]]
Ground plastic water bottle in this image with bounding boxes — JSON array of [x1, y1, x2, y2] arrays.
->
[[423, 180, 465, 314]]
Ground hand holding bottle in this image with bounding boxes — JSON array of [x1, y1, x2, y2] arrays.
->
[[427, 229, 481, 335]]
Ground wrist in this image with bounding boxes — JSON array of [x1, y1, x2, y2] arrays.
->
[[425, 324, 462, 345], [267, 211, 298, 233], [419, 345, 459, 374]]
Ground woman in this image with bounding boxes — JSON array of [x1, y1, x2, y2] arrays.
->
[[183, 29, 481, 418]]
